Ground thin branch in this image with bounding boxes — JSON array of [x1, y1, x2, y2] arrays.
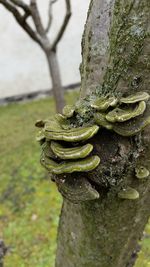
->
[[22, 11, 30, 22], [51, 0, 71, 51], [45, 0, 58, 33], [0, 0, 44, 49], [10, 0, 31, 22], [9, 0, 31, 13], [30, 0, 46, 37]]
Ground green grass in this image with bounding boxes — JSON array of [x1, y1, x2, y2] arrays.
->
[[0, 90, 79, 267], [0, 90, 149, 267]]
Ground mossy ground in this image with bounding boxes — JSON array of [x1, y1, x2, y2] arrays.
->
[[0, 90, 149, 267]]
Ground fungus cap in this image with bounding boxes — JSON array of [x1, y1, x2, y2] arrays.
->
[[41, 154, 100, 174], [62, 105, 75, 118], [91, 96, 118, 111], [118, 187, 139, 200], [44, 125, 99, 142], [120, 92, 150, 104], [55, 177, 100, 203], [42, 142, 57, 159], [94, 112, 113, 130], [135, 166, 150, 179], [112, 113, 150, 136], [36, 130, 45, 142], [106, 101, 146, 123], [51, 141, 93, 160]]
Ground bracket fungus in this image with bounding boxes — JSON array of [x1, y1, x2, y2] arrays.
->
[[42, 142, 57, 159], [55, 177, 100, 203], [120, 91, 150, 104], [36, 130, 45, 144], [36, 91, 150, 203], [106, 101, 146, 123], [118, 187, 139, 200], [36, 116, 100, 201], [135, 166, 150, 179], [91, 95, 118, 111], [94, 112, 113, 130], [90, 91, 150, 136], [51, 141, 93, 160], [112, 113, 150, 136], [44, 125, 99, 142], [62, 105, 75, 118], [44, 117, 62, 132], [54, 113, 70, 130], [41, 154, 100, 174]]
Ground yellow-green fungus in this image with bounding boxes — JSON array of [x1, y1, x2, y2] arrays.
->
[[51, 141, 93, 160], [118, 187, 139, 200], [56, 177, 99, 203], [62, 105, 75, 118], [120, 92, 150, 104], [44, 117, 62, 132], [113, 114, 150, 136], [135, 166, 150, 179], [42, 142, 56, 159], [94, 112, 113, 130], [106, 101, 146, 123], [41, 155, 100, 174], [55, 113, 70, 130], [44, 125, 99, 142], [36, 130, 45, 142], [91, 96, 118, 111]]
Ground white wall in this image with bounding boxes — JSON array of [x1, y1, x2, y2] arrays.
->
[[0, 0, 90, 98]]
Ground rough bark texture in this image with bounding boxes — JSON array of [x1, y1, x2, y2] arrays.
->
[[46, 51, 65, 113], [55, 0, 150, 266]]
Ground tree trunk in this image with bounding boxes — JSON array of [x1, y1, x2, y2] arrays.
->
[[46, 50, 65, 113], [55, 0, 150, 267]]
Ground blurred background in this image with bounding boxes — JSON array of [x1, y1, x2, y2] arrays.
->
[[0, 0, 90, 99], [0, 1, 150, 267]]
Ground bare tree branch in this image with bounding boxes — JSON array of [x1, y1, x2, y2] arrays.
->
[[45, 0, 58, 33], [51, 0, 71, 51], [10, 0, 31, 22], [9, 0, 31, 13], [30, 0, 46, 37], [0, 0, 44, 49]]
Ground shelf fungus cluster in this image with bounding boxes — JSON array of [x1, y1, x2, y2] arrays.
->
[[91, 91, 150, 200], [35, 113, 100, 203], [92, 91, 150, 136], [36, 91, 150, 203]]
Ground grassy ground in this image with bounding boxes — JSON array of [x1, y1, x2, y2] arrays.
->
[[0, 90, 149, 267]]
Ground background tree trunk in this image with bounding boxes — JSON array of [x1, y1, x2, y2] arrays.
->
[[46, 50, 65, 113], [55, 0, 150, 266], [0, 0, 69, 113]]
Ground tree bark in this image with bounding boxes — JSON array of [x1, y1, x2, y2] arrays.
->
[[46, 50, 65, 113], [55, 0, 150, 266]]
